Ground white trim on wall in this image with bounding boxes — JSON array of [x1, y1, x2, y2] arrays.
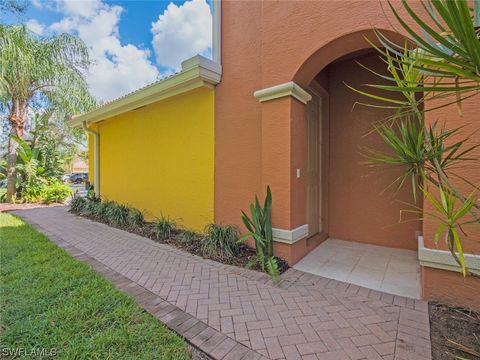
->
[[212, 0, 221, 64], [254, 82, 312, 104], [418, 236, 480, 275], [272, 224, 309, 244]]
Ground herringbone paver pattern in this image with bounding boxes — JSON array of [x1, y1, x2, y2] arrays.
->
[[12, 207, 432, 360]]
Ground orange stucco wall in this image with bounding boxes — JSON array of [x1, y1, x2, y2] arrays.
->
[[327, 54, 421, 250], [422, 266, 480, 311], [214, 1, 263, 229], [216, 1, 479, 305], [424, 97, 480, 255], [215, 1, 426, 254]]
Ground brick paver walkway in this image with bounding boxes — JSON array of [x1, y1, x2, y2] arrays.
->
[[12, 207, 432, 360]]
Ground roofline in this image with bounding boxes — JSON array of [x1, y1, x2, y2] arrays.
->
[[70, 55, 222, 127]]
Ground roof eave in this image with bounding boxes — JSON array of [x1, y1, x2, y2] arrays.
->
[[70, 55, 222, 128]]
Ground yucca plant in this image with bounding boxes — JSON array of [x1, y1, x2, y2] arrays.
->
[[424, 187, 477, 276], [202, 223, 240, 260], [349, 0, 480, 275], [153, 216, 177, 240], [367, 119, 478, 201]]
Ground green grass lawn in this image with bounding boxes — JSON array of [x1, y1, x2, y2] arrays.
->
[[0, 213, 191, 359]]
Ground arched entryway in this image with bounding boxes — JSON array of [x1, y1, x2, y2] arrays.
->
[[303, 50, 422, 251], [259, 29, 422, 297]]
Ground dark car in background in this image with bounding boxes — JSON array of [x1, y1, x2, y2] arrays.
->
[[69, 173, 88, 184]]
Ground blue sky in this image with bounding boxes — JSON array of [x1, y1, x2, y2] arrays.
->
[[3, 0, 212, 101]]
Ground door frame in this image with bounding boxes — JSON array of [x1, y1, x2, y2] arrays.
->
[[307, 80, 330, 240], [306, 88, 322, 237]]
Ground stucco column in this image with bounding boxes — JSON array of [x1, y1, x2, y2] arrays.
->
[[254, 82, 311, 254], [259, 97, 292, 230]]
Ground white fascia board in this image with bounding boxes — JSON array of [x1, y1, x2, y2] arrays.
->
[[418, 236, 480, 275], [70, 55, 222, 127], [254, 81, 312, 104], [212, 0, 221, 64], [272, 224, 309, 244]]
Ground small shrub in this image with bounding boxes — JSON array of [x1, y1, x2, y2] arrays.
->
[[107, 202, 130, 227], [154, 216, 177, 240], [202, 224, 239, 260], [129, 208, 145, 228], [266, 256, 280, 284], [70, 196, 87, 213], [21, 184, 46, 203], [43, 180, 72, 204]]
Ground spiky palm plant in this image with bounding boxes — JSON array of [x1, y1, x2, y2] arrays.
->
[[0, 25, 95, 202], [350, 0, 480, 275]]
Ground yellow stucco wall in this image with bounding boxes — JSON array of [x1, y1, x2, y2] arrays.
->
[[88, 87, 214, 231]]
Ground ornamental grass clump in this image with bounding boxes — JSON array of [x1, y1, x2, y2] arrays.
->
[[129, 208, 145, 229], [82, 198, 100, 217], [153, 216, 177, 240], [107, 202, 130, 227], [70, 196, 87, 213], [94, 200, 115, 221], [202, 223, 240, 260], [180, 230, 199, 244]]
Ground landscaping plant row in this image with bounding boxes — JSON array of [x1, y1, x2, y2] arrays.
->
[[69, 194, 288, 282]]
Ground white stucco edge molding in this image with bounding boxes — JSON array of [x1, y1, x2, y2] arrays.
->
[[253, 81, 312, 104], [70, 55, 222, 127], [272, 224, 309, 244], [418, 236, 480, 275], [212, 0, 221, 64]]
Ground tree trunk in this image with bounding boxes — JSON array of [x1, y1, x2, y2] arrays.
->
[[5, 100, 26, 203]]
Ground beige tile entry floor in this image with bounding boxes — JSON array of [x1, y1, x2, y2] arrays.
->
[[293, 238, 421, 299]]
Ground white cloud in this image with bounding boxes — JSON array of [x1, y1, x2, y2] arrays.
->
[[151, 0, 211, 70], [56, 0, 102, 18], [49, 0, 159, 102], [26, 19, 45, 35], [30, 0, 43, 8]]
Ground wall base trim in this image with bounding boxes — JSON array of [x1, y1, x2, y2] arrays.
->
[[418, 236, 480, 275], [273, 224, 309, 244]]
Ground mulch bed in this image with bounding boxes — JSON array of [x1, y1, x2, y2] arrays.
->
[[77, 214, 289, 276], [430, 302, 480, 360], [0, 203, 63, 213], [167, 238, 289, 274]]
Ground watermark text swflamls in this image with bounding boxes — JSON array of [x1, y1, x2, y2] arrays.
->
[[1, 347, 58, 357]]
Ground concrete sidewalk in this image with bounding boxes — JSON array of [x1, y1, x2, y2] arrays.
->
[[12, 207, 431, 360]]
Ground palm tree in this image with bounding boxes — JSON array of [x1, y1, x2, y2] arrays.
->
[[0, 25, 95, 202]]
